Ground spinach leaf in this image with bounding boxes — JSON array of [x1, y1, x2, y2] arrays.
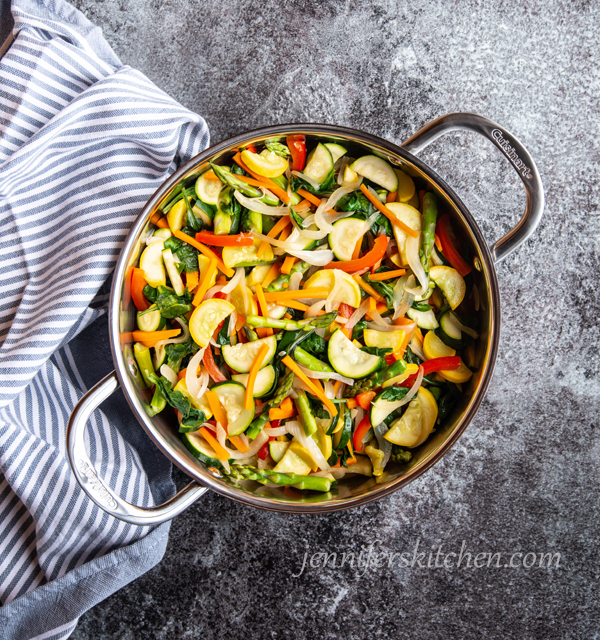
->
[[364, 273, 395, 308], [291, 170, 337, 196], [361, 346, 393, 357], [337, 191, 372, 213], [149, 374, 207, 428], [265, 141, 291, 157], [165, 335, 198, 371], [217, 318, 231, 346], [155, 285, 192, 319], [143, 284, 157, 303], [352, 319, 367, 341], [380, 386, 409, 402], [164, 237, 199, 273], [411, 301, 432, 312], [301, 332, 327, 358]]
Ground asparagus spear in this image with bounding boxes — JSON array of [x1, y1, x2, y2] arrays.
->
[[265, 260, 311, 292], [294, 389, 318, 436], [294, 347, 334, 373], [346, 358, 408, 397], [421, 192, 438, 276], [245, 369, 295, 439], [228, 466, 331, 492], [246, 311, 337, 332], [210, 163, 262, 198]]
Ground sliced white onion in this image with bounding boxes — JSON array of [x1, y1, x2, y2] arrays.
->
[[221, 267, 244, 294], [145, 234, 164, 245], [431, 246, 444, 266], [297, 364, 354, 386], [286, 421, 330, 470], [215, 427, 269, 461], [365, 321, 411, 333], [234, 191, 290, 216], [185, 347, 207, 397], [393, 275, 415, 320], [404, 235, 429, 297], [323, 380, 335, 399], [304, 300, 326, 318], [409, 336, 426, 361], [291, 170, 321, 191], [250, 230, 307, 252], [314, 186, 354, 233], [403, 365, 424, 404], [264, 426, 288, 437], [325, 269, 342, 313], [204, 284, 226, 301], [354, 407, 365, 430], [155, 316, 190, 348], [289, 271, 303, 291], [368, 308, 392, 326], [228, 309, 238, 336], [336, 316, 348, 324], [287, 247, 334, 266], [268, 303, 287, 318], [447, 312, 480, 339], [373, 422, 392, 469], [160, 364, 178, 387], [221, 459, 231, 474], [257, 458, 268, 470], [346, 298, 370, 332]]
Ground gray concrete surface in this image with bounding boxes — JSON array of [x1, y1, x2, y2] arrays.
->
[[64, 0, 598, 638]]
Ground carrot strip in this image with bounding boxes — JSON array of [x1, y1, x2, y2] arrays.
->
[[386, 191, 397, 203], [434, 233, 443, 252], [261, 263, 280, 289], [199, 427, 230, 460], [232, 153, 290, 203], [281, 356, 337, 417], [263, 287, 328, 302], [235, 314, 246, 332], [279, 299, 309, 312], [352, 238, 362, 260], [132, 329, 180, 347], [256, 327, 273, 338], [245, 343, 270, 410], [203, 169, 220, 181], [269, 406, 297, 420], [346, 398, 358, 409], [333, 380, 343, 396], [206, 390, 228, 429], [353, 275, 382, 301], [229, 435, 250, 453], [172, 229, 234, 277], [186, 270, 199, 292], [280, 397, 293, 413], [192, 258, 218, 306], [258, 216, 291, 258], [254, 283, 269, 317], [369, 268, 407, 281], [359, 184, 418, 238], [278, 225, 291, 242], [296, 189, 323, 208], [150, 213, 169, 229]]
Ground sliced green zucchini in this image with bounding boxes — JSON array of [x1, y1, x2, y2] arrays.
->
[[406, 307, 439, 330], [328, 329, 382, 379], [267, 303, 287, 319], [161, 249, 185, 296], [328, 217, 365, 261], [332, 407, 352, 449], [221, 335, 277, 373], [324, 143, 347, 163], [273, 442, 312, 475], [183, 431, 227, 467], [349, 155, 398, 191], [153, 345, 167, 369], [195, 171, 222, 205], [136, 305, 165, 332], [152, 228, 172, 240], [437, 311, 466, 349], [269, 441, 290, 463], [232, 365, 277, 398], [211, 381, 255, 436], [430, 265, 466, 310], [139, 240, 166, 287], [222, 242, 275, 268], [303, 143, 334, 185]]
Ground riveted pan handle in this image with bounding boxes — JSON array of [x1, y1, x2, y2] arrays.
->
[[402, 113, 544, 263], [67, 371, 208, 526]]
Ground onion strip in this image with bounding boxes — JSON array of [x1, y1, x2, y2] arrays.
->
[[286, 421, 330, 470], [234, 191, 290, 216], [297, 363, 354, 385]]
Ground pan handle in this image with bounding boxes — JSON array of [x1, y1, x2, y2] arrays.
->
[[66, 371, 208, 526], [402, 113, 544, 263]]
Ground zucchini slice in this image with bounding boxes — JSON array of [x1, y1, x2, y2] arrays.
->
[[211, 381, 255, 436], [232, 364, 277, 398], [328, 329, 382, 379], [189, 298, 235, 348], [304, 269, 361, 308], [222, 336, 277, 373], [162, 249, 185, 296], [139, 240, 166, 287], [349, 155, 399, 191], [430, 266, 466, 310], [328, 217, 366, 262], [136, 305, 164, 332], [152, 228, 172, 240], [384, 387, 438, 448], [438, 311, 466, 349], [269, 441, 290, 463], [363, 328, 405, 351], [386, 202, 422, 266], [406, 307, 439, 330], [422, 330, 456, 360], [183, 431, 226, 467], [273, 442, 312, 475], [195, 171, 222, 205], [324, 143, 347, 163], [303, 143, 334, 185], [370, 389, 408, 428], [222, 241, 275, 268]]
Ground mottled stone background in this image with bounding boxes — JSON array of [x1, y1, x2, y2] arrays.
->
[[56, 0, 600, 637]]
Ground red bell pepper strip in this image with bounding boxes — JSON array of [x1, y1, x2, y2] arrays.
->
[[213, 291, 228, 300], [195, 231, 254, 247], [399, 357, 462, 387], [356, 390, 376, 411], [338, 303, 355, 319], [203, 345, 227, 383], [286, 135, 306, 172], [437, 215, 472, 277], [131, 268, 150, 311], [353, 416, 373, 454], [324, 235, 389, 272]]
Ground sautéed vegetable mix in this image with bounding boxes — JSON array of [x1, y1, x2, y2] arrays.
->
[[129, 136, 480, 494]]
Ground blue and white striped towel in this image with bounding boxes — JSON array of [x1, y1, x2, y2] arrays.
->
[[0, 0, 210, 637]]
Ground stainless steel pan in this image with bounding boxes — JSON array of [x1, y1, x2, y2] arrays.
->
[[66, 113, 544, 524]]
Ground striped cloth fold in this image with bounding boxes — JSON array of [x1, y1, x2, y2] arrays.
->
[[0, 0, 210, 637]]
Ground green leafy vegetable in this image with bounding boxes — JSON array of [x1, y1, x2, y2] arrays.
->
[[155, 285, 192, 319], [265, 141, 291, 157], [149, 374, 206, 429], [164, 236, 199, 273], [360, 346, 393, 357]]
